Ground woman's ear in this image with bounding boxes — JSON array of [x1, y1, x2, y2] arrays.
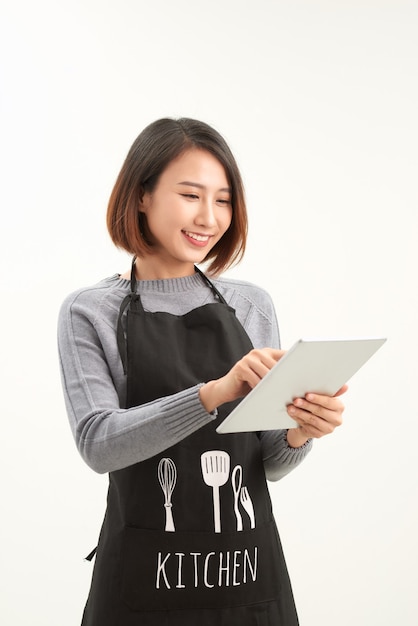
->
[[138, 185, 145, 209], [138, 188, 151, 213]]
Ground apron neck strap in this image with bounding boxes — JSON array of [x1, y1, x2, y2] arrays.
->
[[116, 257, 141, 374], [130, 256, 137, 293], [194, 265, 228, 305]]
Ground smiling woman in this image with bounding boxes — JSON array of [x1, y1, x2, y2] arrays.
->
[[132, 148, 233, 279], [107, 117, 248, 276], [58, 117, 346, 626]]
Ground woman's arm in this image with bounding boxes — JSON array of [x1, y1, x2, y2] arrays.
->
[[262, 387, 347, 481], [58, 296, 216, 474], [199, 349, 346, 481]]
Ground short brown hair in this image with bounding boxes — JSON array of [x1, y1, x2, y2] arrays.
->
[[107, 118, 247, 275]]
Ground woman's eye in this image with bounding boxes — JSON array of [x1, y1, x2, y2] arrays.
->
[[181, 193, 199, 200], [217, 198, 231, 205]]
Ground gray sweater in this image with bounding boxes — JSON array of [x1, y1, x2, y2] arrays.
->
[[58, 271, 312, 479]]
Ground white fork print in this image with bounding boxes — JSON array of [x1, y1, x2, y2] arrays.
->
[[240, 486, 256, 529]]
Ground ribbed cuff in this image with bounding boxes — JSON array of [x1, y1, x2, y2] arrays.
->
[[162, 384, 217, 439]]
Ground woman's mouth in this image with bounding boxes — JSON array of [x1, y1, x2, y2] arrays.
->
[[182, 230, 212, 246]]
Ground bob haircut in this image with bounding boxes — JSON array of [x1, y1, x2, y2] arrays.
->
[[107, 117, 248, 275]]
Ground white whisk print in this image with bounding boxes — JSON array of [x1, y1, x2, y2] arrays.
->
[[158, 458, 177, 532]]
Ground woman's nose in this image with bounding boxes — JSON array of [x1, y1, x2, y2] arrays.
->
[[195, 199, 217, 227]]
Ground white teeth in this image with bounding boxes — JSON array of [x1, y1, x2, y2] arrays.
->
[[184, 231, 209, 242]]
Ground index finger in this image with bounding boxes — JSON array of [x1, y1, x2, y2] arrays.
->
[[252, 348, 286, 363], [333, 384, 348, 397]]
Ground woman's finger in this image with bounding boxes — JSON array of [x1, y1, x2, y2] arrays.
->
[[236, 348, 285, 386], [333, 384, 349, 397], [292, 396, 344, 425]]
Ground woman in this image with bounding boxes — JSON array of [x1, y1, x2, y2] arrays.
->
[[58, 117, 346, 625]]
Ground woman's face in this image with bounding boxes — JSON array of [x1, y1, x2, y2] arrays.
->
[[138, 149, 233, 279]]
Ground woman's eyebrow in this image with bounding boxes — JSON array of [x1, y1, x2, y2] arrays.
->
[[177, 181, 231, 193]]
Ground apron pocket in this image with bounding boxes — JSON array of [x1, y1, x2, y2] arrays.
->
[[120, 520, 283, 612]]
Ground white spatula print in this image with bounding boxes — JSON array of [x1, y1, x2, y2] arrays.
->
[[201, 451, 230, 533]]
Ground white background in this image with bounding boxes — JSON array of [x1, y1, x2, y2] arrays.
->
[[1, 1, 417, 624]]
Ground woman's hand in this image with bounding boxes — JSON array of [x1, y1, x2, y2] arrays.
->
[[286, 385, 348, 448], [199, 348, 285, 413]]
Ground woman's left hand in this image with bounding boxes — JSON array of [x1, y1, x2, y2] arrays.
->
[[286, 385, 348, 447]]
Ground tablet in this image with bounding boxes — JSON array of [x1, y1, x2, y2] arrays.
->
[[216, 337, 386, 434]]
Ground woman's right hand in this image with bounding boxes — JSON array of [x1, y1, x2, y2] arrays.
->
[[199, 348, 285, 413]]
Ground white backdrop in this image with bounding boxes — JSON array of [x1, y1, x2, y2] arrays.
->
[[1, 1, 417, 624]]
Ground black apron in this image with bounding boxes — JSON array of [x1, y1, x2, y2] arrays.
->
[[81, 264, 298, 626]]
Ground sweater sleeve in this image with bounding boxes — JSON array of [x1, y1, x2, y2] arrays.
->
[[58, 293, 216, 474], [259, 430, 313, 481]]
